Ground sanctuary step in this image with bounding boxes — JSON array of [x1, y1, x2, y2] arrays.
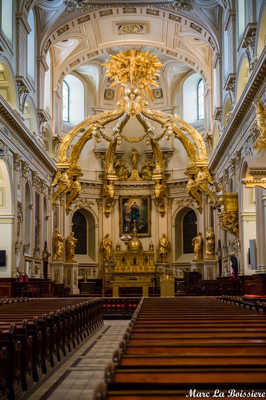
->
[[102, 297, 266, 400]]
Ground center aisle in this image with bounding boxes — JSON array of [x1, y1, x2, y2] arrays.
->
[[28, 320, 129, 400]]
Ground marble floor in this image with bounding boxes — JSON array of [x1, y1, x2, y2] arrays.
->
[[26, 320, 129, 400]]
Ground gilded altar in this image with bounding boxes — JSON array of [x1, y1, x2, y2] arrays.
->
[[111, 222, 155, 296]]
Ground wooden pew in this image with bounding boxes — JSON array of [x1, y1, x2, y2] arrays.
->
[[0, 298, 103, 400], [105, 297, 266, 400]]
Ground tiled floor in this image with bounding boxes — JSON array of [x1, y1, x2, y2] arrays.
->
[[27, 320, 129, 400]]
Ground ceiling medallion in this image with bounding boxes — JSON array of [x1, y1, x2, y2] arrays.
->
[[64, 0, 192, 11]]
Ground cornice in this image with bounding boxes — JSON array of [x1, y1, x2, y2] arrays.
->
[[0, 97, 56, 173], [209, 47, 266, 172]]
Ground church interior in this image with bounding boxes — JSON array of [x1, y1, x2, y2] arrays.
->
[[0, 0, 266, 398]]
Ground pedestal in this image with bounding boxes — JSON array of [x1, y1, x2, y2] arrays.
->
[[64, 262, 80, 295], [190, 261, 204, 277], [203, 259, 217, 280], [52, 261, 65, 284], [160, 275, 175, 297]]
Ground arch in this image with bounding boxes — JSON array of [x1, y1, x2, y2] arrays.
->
[[72, 208, 96, 260], [257, 6, 266, 58], [63, 74, 85, 125], [223, 97, 232, 126], [0, 159, 13, 277], [0, 60, 17, 109], [236, 57, 249, 103], [174, 207, 198, 260], [27, 9, 36, 80], [23, 96, 38, 134]]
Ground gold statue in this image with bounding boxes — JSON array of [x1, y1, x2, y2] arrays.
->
[[66, 232, 77, 262], [66, 176, 81, 214], [186, 174, 202, 213], [129, 148, 141, 180], [52, 170, 71, 205], [205, 227, 215, 259], [159, 234, 170, 263], [195, 168, 215, 204], [101, 234, 113, 264], [141, 160, 154, 180], [254, 99, 266, 152], [115, 159, 129, 180], [192, 232, 203, 262], [53, 229, 64, 261]]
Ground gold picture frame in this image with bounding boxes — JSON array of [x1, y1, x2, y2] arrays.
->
[[120, 196, 151, 237]]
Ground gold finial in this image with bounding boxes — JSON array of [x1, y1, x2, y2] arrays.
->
[[103, 49, 162, 100]]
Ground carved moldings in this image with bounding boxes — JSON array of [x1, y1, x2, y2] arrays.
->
[[242, 159, 266, 189], [224, 73, 236, 93], [16, 76, 31, 110], [240, 23, 257, 69], [116, 22, 147, 35]]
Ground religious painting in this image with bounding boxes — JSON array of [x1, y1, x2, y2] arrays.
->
[[120, 196, 151, 237]]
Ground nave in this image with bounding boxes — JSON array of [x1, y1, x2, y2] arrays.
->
[[1, 296, 265, 400]]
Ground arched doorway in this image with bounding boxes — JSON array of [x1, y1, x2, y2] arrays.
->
[[0, 160, 13, 277]]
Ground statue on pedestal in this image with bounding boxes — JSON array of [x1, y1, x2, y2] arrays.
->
[[159, 234, 170, 263], [66, 232, 77, 262], [101, 234, 113, 264], [192, 232, 203, 262], [205, 227, 215, 259], [53, 229, 64, 261]]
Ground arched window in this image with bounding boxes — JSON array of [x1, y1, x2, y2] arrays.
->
[[44, 51, 51, 113], [72, 211, 87, 254], [223, 29, 229, 77], [62, 80, 70, 122], [63, 74, 84, 124], [27, 10, 35, 80], [197, 79, 204, 120], [238, 0, 245, 38], [183, 73, 203, 123], [1, 0, 13, 42], [183, 210, 197, 253]]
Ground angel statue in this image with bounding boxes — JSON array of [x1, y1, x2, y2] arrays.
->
[[159, 234, 170, 263], [52, 170, 71, 205]]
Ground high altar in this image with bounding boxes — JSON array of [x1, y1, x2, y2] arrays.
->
[[112, 222, 155, 297]]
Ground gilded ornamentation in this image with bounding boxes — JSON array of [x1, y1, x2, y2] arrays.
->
[[141, 160, 154, 180], [66, 232, 77, 262], [128, 149, 142, 181], [53, 229, 64, 261], [192, 232, 203, 262], [52, 170, 71, 205], [217, 193, 239, 237], [114, 159, 129, 180], [101, 234, 113, 264], [54, 49, 212, 216], [66, 175, 82, 214], [159, 234, 170, 263], [254, 99, 266, 153], [205, 227, 215, 259], [103, 49, 162, 100]]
